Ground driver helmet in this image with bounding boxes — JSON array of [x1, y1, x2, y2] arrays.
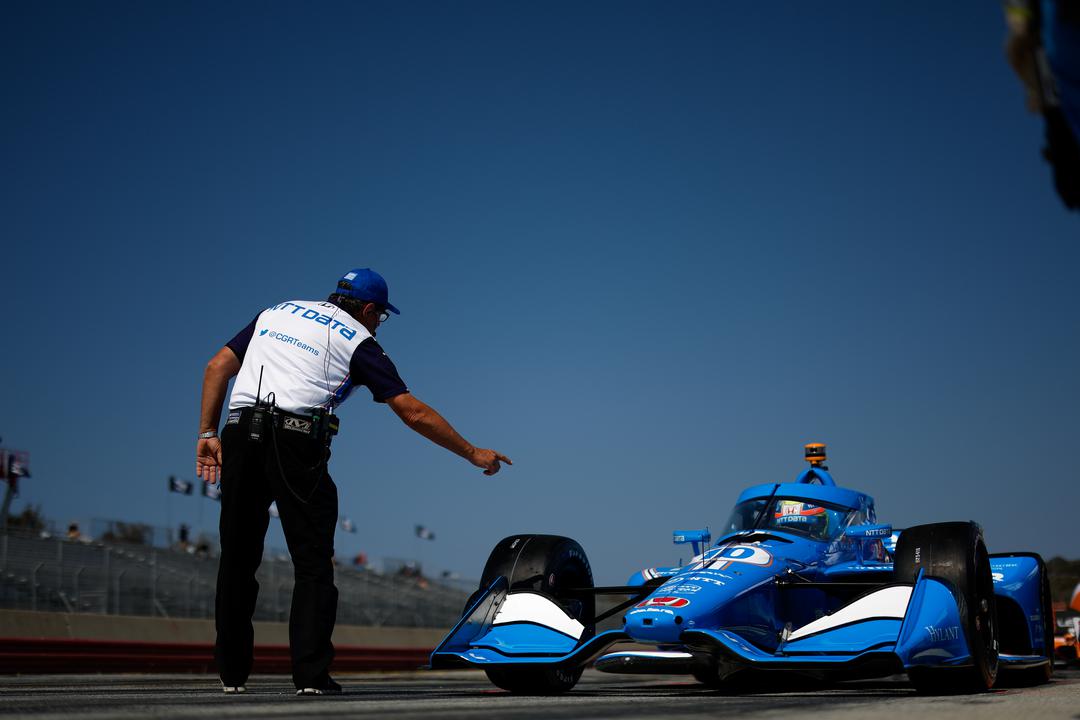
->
[[773, 500, 829, 538]]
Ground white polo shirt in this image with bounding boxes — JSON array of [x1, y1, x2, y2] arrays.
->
[[225, 299, 407, 415]]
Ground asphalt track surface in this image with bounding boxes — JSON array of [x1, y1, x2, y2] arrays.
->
[[0, 668, 1077, 719]]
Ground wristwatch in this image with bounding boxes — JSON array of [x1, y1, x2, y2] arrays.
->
[[197, 431, 218, 440]]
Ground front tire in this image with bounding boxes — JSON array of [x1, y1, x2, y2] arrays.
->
[[691, 664, 742, 690], [469, 534, 595, 694], [894, 521, 999, 693]]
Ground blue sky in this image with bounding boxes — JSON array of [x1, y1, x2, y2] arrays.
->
[[2, 1, 1077, 584]]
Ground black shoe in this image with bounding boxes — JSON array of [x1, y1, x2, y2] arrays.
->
[[296, 677, 342, 696]]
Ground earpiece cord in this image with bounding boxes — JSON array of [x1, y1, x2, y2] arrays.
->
[[268, 409, 328, 506], [263, 300, 337, 509], [320, 303, 341, 414]]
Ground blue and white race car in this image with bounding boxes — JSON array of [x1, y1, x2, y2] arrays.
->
[[431, 444, 1056, 694]]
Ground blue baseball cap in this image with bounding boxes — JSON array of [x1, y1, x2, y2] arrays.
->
[[335, 268, 400, 315]]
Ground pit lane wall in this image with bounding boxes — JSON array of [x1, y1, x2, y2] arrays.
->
[[0, 610, 446, 673]]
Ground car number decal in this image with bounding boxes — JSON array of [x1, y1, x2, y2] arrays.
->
[[699, 543, 773, 570]]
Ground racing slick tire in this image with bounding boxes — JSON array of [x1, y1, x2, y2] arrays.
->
[[691, 666, 719, 687], [894, 521, 999, 693], [691, 664, 741, 690], [469, 534, 595, 694], [1056, 643, 1079, 667]]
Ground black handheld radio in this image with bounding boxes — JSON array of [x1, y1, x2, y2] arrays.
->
[[250, 366, 269, 442]]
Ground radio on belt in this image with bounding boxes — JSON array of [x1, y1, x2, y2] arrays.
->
[[248, 366, 339, 445], [250, 367, 270, 443], [310, 408, 340, 442]]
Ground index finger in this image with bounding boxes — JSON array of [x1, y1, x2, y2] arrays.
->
[[496, 453, 512, 465]]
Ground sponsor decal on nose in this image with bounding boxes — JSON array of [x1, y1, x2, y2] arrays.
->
[[636, 596, 690, 609]]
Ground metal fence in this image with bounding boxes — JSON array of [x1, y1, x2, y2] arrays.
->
[[0, 529, 470, 628]]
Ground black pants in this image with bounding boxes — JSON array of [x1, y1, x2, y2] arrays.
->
[[215, 409, 339, 689]]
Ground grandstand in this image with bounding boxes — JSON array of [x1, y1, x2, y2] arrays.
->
[[0, 527, 469, 628]]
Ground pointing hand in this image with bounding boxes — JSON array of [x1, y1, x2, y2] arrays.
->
[[469, 448, 512, 476]]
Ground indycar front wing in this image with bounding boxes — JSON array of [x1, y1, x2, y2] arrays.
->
[[430, 569, 1045, 680]]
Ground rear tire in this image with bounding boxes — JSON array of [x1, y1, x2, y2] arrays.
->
[[469, 534, 595, 694], [894, 521, 999, 693]]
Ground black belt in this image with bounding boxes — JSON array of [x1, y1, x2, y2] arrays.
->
[[230, 406, 340, 443]]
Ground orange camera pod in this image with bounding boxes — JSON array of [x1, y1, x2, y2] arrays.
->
[[804, 443, 827, 466]]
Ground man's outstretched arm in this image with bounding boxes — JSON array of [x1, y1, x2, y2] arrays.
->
[[385, 392, 511, 476], [197, 346, 241, 484]]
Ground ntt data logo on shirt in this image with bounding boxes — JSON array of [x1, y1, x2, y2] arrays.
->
[[268, 302, 358, 340], [259, 328, 320, 356]]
